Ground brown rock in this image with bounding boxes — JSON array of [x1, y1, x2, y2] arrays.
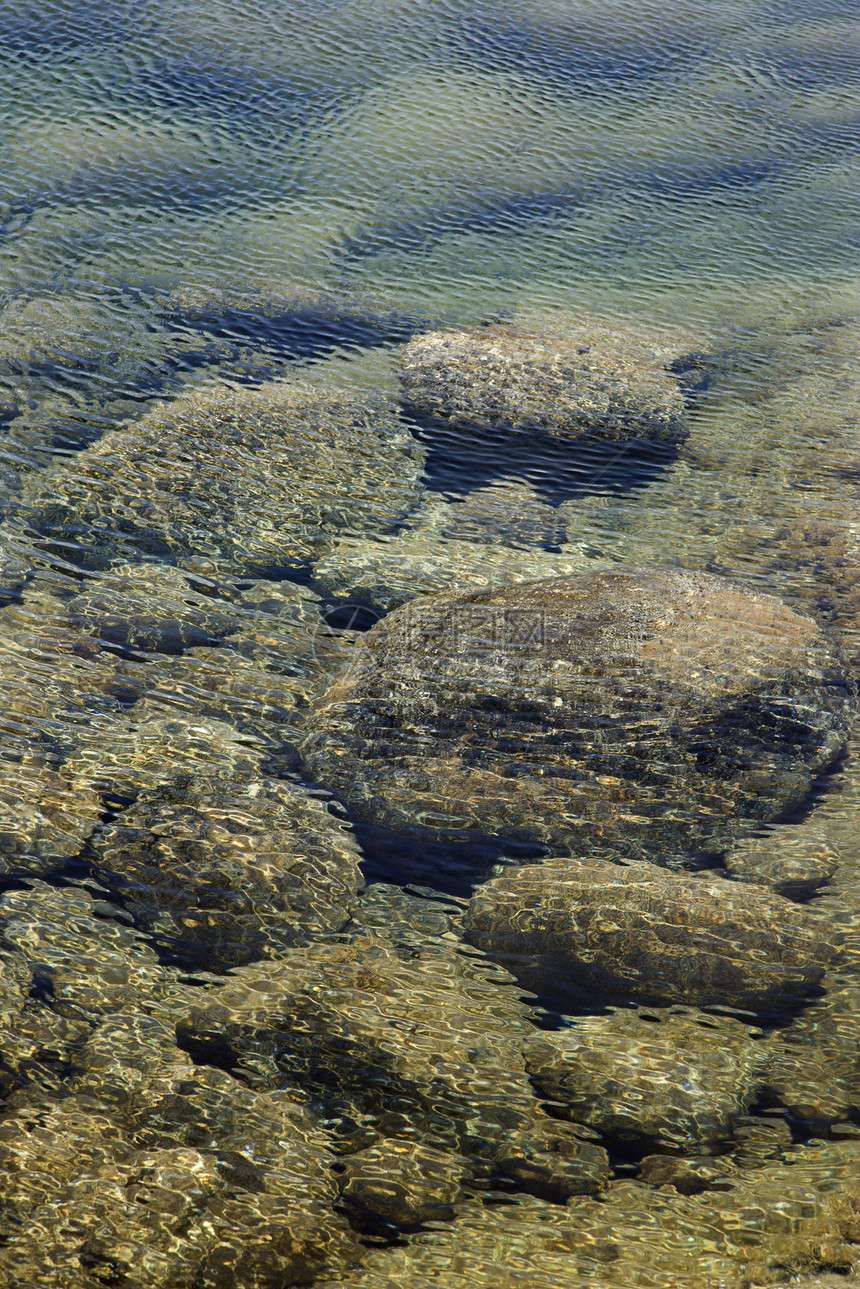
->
[[524, 1006, 766, 1152], [338, 1140, 468, 1226], [760, 982, 860, 1122], [399, 316, 707, 444], [0, 1073, 358, 1289], [302, 567, 849, 866], [723, 823, 840, 898], [90, 774, 363, 970], [465, 856, 834, 1016], [20, 379, 423, 577], [178, 933, 610, 1199]]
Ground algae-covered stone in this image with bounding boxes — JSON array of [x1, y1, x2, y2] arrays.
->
[[20, 379, 424, 576], [465, 857, 833, 1016], [178, 933, 610, 1198], [399, 315, 707, 445], [524, 1006, 766, 1153], [301, 567, 849, 864], [89, 775, 363, 970]]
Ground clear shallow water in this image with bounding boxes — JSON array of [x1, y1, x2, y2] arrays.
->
[[1, 1, 860, 1285]]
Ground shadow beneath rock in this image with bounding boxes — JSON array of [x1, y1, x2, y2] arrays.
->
[[353, 819, 547, 900], [408, 415, 681, 503], [160, 297, 427, 362]]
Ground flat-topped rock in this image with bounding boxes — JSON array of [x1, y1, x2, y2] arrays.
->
[[465, 857, 835, 1017], [301, 567, 850, 863], [399, 314, 709, 445]]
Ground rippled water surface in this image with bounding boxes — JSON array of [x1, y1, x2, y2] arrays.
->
[[1, 1, 860, 1285]]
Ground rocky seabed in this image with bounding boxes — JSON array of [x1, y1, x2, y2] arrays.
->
[[0, 302, 859, 1289]]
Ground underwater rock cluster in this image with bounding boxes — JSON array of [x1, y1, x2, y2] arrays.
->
[[0, 301, 859, 1289]]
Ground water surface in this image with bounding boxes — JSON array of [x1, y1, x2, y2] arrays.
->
[[1, 1, 860, 1285]]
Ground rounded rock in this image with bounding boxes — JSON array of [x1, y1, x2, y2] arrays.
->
[[465, 856, 835, 1017], [301, 567, 851, 865]]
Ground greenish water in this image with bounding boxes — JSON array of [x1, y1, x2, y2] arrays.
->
[[1, 2, 860, 1285]]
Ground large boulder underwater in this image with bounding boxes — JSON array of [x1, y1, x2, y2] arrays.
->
[[300, 566, 852, 872]]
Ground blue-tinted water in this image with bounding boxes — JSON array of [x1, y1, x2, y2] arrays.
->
[[1, 1, 860, 1284]]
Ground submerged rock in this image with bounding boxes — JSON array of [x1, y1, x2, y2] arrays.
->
[[313, 477, 586, 612], [0, 881, 188, 1106], [163, 281, 422, 355], [89, 775, 363, 970], [313, 531, 594, 613], [760, 981, 860, 1122], [524, 1006, 766, 1153], [0, 1072, 358, 1289], [0, 882, 184, 1025], [723, 823, 840, 898], [178, 932, 610, 1199], [64, 562, 245, 655], [0, 756, 104, 873], [424, 481, 570, 549], [301, 567, 850, 864], [316, 1188, 739, 1289], [0, 881, 360, 1286], [0, 534, 29, 600], [18, 379, 424, 577], [399, 315, 708, 445], [337, 1139, 468, 1227], [144, 577, 346, 740], [318, 1141, 860, 1289], [465, 857, 834, 1016], [65, 705, 264, 802]]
